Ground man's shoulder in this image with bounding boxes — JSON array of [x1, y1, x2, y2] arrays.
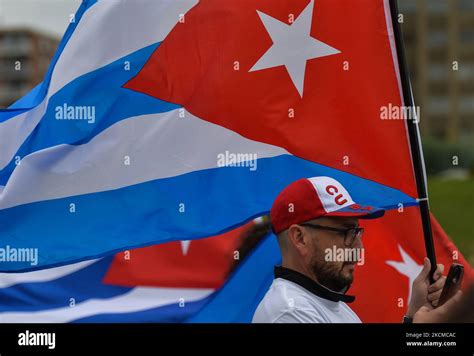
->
[[252, 278, 327, 323]]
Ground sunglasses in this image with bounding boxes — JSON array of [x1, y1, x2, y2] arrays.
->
[[299, 223, 364, 247]]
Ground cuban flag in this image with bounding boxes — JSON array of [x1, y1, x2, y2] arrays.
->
[[0, 0, 420, 272], [0, 220, 281, 323], [0, 0, 472, 322]]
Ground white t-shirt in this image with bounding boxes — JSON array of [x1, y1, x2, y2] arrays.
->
[[252, 275, 361, 323]]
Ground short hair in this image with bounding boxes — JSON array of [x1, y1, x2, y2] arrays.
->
[[276, 229, 289, 251]]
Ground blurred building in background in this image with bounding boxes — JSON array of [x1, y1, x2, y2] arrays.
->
[[0, 28, 59, 107], [399, 0, 474, 142]]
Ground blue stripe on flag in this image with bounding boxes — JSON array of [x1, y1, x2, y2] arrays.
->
[[0, 154, 417, 272], [0, 85, 42, 123]]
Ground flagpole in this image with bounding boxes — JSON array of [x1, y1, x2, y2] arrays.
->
[[389, 0, 437, 283]]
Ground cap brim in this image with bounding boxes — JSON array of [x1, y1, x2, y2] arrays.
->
[[325, 206, 385, 219]]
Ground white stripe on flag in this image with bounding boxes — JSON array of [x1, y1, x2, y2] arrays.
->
[[0, 286, 213, 323], [0, 109, 289, 209], [0, 100, 47, 171], [48, 0, 199, 96], [0, 259, 98, 288]]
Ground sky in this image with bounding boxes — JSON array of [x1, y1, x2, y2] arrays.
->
[[0, 0, 82, 38]]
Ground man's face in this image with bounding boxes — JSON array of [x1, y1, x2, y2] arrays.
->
[[301, 216, 363, 291]]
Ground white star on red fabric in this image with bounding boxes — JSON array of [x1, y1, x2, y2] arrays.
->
[[250, 0, 340, 97], [180, 240, 191, 255], [386, 245, 423, 303]]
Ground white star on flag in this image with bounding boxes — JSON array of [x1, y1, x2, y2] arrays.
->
[[250, 0, 340, 97], [180, 240, 191, 255], [386, 245, 423, 303]]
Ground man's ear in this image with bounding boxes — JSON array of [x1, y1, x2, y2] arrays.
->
[[287, 224, 308, 257]]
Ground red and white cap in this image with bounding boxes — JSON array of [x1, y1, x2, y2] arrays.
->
[[270, 176, 385, 234]]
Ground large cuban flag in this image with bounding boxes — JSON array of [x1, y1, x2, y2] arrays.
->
[[0, 0, 417, 271], [0, 0, 421, 272], [1, 0, 473, 323]]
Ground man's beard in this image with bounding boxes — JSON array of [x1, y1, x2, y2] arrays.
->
[[310, 254, 354, 292]]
